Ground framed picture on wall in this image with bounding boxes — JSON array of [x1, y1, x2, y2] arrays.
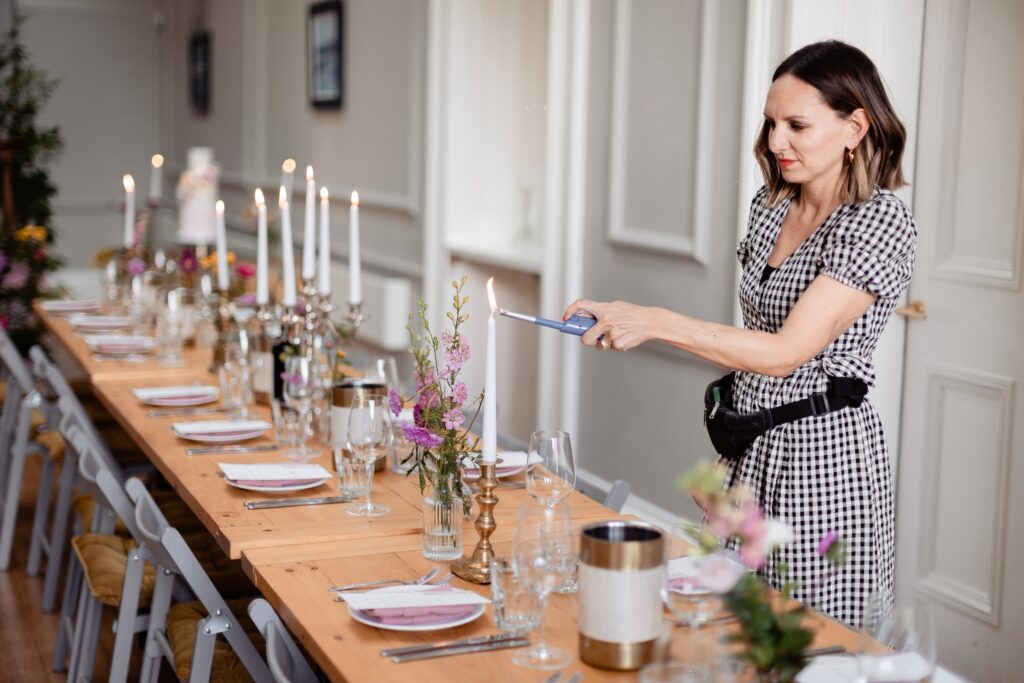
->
[[307, 0, 344, 109], [189, 30, 211, 114]]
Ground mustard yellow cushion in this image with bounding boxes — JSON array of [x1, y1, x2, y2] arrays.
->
[[166, 598, 263, 682], [72, 494, 129, 535], [35, 429, 66, 462], [70, 533, 156, 607]]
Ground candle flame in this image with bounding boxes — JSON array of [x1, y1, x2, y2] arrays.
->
[[254, 188, 265, 206], [306, 165, 315, 181], [320, 187, 329, 201], [350, 190, 359, 207], [215, 199, 225, 215], [122, 174, 135, 193], [282, 158, 296, 173], [487, 277, 497, 313], [151, 153, 164, 168], [279, 186, 288, 207]]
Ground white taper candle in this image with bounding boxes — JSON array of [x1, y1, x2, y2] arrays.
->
[[348, 191, 361, 305], [215, 200, 229, 291], [122, 174, 135, 248], [482, 277, 497, 462], [302, 165, 316, 281], [318, 187, 332, 295], [279, 186, 297, 307], [255, 189, 268, 305]]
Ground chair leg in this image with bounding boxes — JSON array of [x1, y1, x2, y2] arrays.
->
[[0, 403, 33, 571], [52, 553, 83, 672], [66, 578, 96, 683], [27, 454, 55, 576], [41, 455, 76, 612], [188, 619, 217, 683], [140, 570, 174, 683], [108, 549, 145, 683]]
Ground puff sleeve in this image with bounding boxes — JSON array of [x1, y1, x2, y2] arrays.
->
[[818, 190, 917, 300]]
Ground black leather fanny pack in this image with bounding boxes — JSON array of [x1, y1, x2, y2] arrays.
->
[[703, 372, 868, 459]]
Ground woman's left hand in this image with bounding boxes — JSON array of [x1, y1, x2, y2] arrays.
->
[[562, 299, 659, 352]]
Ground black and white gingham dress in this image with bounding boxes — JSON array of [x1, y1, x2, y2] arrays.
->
[[723, 185, 917, 626]]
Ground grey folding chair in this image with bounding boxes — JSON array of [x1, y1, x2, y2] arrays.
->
[[575, 477, 632, 513], [0, 327, 55, 571], [247, 599, 318, 683], [127, 478, 273, 683]]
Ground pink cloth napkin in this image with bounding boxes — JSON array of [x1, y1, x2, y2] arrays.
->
[[231, 478, 322, 487], [358, 586, 479, 626]]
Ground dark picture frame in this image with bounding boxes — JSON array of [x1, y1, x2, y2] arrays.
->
[[188, 31, 211, 114], [307, 1, 344, 109]]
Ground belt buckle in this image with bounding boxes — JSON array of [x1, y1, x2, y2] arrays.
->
[[809, 393, 830, 416]]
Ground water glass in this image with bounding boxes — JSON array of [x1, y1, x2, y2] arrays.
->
[[333, 446, 368, 497], [526, 430, 577, 507], [271, 399, 303, 450], [346, 394, 392, 518], [491, 556, 541, 633], [362, 355, 400, 391], [283, 356, 319, 461], [155, 314, 184, 365], [859, 592, 935, 682], [218, 361, 252, 420], [390, 422, 414, 473]]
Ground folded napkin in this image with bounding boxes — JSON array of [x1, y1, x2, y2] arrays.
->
[[463, 451, 540, 477], [70, 314, 131, 327], [667, 554, 747, 594], [219, 462, 330, 484], [173, 419, 271, 435], [134, 385, 219, 401], [41, 299, 99, 312], [356, 587, 483, 626], [85, 335, 155, 351]]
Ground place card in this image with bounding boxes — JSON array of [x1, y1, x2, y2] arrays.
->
[[218, 462, 330, 482], [341, 587, 490, 612]]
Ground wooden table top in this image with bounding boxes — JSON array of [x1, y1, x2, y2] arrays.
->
[[244, 535, 861, 682], [34, 301, 213, 381]]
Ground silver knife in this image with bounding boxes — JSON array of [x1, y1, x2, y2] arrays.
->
[[186, 444, 279, 456], [390, 638, 530, 663], [381, 633, 521, 658], [149, 407, 225, 418], [564, 674, 583, 683], [244, 495, 356, 510]]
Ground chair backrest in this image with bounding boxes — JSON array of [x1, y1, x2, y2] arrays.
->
[[0, 327, 37, 449], [126, 478, 273, 682], [247, 599, 318, 683], [603, 479, 631, 513], [68, 424, 145, 540], [0, 326, 34, 393]]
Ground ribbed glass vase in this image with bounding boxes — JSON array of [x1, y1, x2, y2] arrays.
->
[[421, 473, 464, 561]]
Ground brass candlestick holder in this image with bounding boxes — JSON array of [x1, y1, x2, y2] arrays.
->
[[451, 458, 501, 584]]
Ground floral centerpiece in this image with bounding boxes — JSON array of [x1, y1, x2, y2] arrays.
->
[[388, 276, 482, 559], [678, 463, 847, 682]]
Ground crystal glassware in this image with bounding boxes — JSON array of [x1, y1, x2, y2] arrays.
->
[[345, 394, 392, 517], [858, 592, 935, 683], [490, 556, 541, 633], [511, 501, 576, 669], [332, 445, 368, 497], [282, 356, 319, 461], [526, 430, 578, 592], [155, 313, 184, 366], [218, 346, 253, 420], [271, 398, 303, 451]]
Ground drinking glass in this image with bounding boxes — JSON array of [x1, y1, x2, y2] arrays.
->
[[155, 313, 184, 366], [858, 592, 935, 683], [282, 356, 318, 461], [98, 258, 123, 315], [490, 556, 541, 633], [218, 346, 252, 420], [511, 501, 576, 669], [345, 394, 392, 517], [332, 446, 368, 497], [362, 355, 401, 391], [526, 430, 578, 592], [271, 399, 303, 450]]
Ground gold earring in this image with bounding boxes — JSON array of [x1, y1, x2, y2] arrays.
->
[[847, 148, 855, 163]]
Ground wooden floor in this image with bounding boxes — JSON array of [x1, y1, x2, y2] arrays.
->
[[0, 454, 173, 682]]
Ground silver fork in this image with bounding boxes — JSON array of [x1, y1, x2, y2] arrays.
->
[[328, 568, 439, 593], [333, 570, 451, 602]]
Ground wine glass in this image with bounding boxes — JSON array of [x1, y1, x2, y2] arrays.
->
[[362, 355, 401, 391], [282, 356, 318, 460], [511, 501, 576, 670], [858, 592, 936, 682], [525, 430, 576, 507], [526, 431, 578, 592], [345, 394, 392, 518]]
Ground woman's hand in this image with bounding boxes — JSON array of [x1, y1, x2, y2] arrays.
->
[[562, 299, 660, 351]]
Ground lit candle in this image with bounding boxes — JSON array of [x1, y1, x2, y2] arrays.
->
[[149, 154, 164, 205], [215, 200, 229, 292], [280, 159, 296, 205], [319, 187, 332, 295], [302, 166, 316, 281], [349, 191, 361, 305], [482, 277, 497, 462], [122, 174, 135, 248], [255, 189, 268, 305], [279, 186, 297, 307]]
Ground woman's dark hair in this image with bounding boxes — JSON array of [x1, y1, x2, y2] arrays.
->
[[755, 40, 907, 205]]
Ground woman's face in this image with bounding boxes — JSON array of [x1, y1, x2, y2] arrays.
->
[[763, 74, 863, 194]]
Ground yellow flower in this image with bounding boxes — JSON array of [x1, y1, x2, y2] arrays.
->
[[200, 251, 238, 271], [14, 224, 47, 243]]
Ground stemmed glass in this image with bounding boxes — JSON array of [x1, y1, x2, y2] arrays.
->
[[511, 501, 576, 670], [362, 355, 400, 392], [526, 431, 577, 592], [282, 356, 318, 461], [345, 394, 392, 518], [858, 592, 935, 682]]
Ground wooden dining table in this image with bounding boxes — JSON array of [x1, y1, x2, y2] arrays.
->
[[34, 302, 862, 681]]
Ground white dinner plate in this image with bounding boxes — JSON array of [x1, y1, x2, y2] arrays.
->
[[171, 420, 270, 443], [796, 656, 860, 683], [224, 477, 329, 493], [173, 429, 265, 443], [666, 554, 748, 596], [347, 585, 486, 632], [134, 386, 219, 407], [70, 314, 132, 330]]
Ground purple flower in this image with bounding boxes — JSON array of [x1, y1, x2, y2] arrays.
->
[[817, 531, 839, 556], [179, 248, 197, 273], [2, 262, 30, 289], [388, 389, 403, 417], [442, 408, 463, 430], [413, 404, 423, 425], [127, 258, 146, 276], [279, 371, 305, 387], [402, 424, 444, 449], [441, 329, 471, 380], [234, 292, 256, 307]]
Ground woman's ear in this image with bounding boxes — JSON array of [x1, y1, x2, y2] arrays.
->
[[848, 107, 870, 147]]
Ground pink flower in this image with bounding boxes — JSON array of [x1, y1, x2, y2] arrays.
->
[[451, 381, 468, 407], [2, 262, 30, 289], [817, 531, 839, 556], [234, 293, 256, 307], [388, 389, 403, 417], [235, 262, 256, 278], [127, 258, 146, 276], [697, 554, 747, 593], [442, 408, 463, 430]]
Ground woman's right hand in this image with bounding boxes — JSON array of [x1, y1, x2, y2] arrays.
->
[[562, 299, 660, 352]]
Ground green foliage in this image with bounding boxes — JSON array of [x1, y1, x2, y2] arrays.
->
[[0, 15, 64, 352]]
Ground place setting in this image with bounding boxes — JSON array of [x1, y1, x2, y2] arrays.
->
[[39, 298, 100, 315], [84, 333, 155, 362]]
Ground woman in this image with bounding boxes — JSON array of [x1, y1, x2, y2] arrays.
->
[[564, 41, 916, 625]]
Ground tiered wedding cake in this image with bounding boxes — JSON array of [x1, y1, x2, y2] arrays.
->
[[176, 147, 219, 245]]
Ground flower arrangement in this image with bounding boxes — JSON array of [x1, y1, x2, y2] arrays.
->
[[388, 276, 481, 497], [678, 463, 847, 682]]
